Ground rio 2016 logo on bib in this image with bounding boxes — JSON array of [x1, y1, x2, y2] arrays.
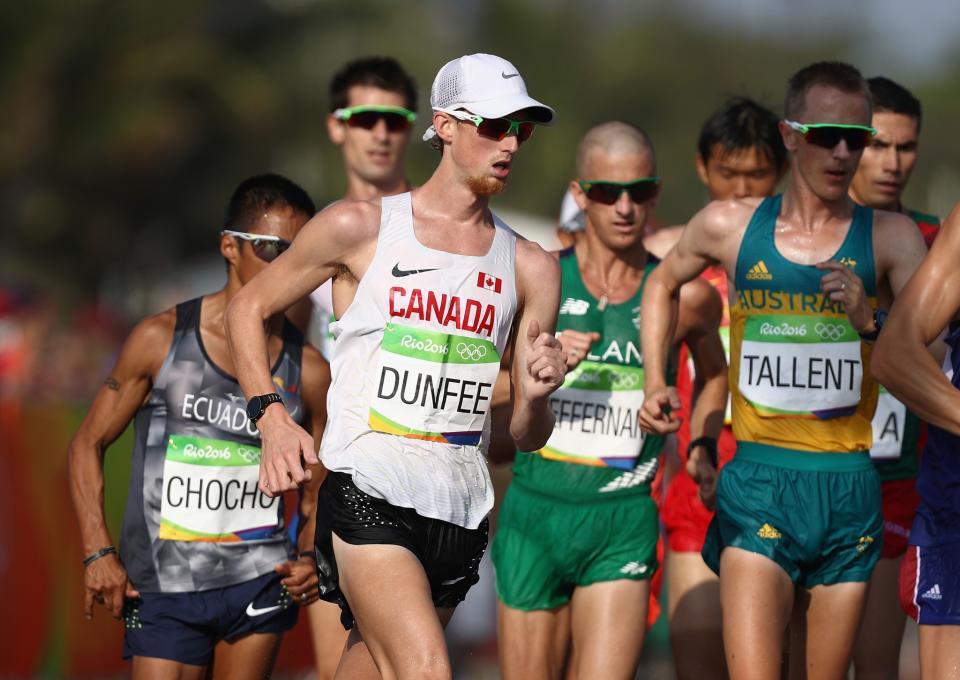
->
[[369, 323, 501, 446]]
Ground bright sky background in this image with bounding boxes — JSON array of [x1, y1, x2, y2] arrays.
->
[[667, 0, 960, 80]]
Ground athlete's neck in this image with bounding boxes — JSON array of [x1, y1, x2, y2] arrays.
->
[[781, 172, 856, 230], [575, 230, 648, 303], [414, 162, 495, 228], [343, 173, 411, 202]]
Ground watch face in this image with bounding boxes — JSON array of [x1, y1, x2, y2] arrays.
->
[[246, 396, 262, 421]]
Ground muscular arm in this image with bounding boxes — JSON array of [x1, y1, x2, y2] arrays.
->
[[676, 279, 727, 445], [509, 241, 566, 452], [674, 280, 727, 508], [225, 202, 377, 494], [68, 310, 173, 617], [874, 203, 960, 434], [641, 204, 732, 433]]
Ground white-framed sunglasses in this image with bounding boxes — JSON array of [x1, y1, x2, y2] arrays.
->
[[221, 229, 292, 262]]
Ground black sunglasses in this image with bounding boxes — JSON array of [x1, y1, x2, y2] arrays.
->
[[577, 178, 661, 205]]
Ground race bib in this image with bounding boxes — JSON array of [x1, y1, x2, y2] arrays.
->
[[368, 323, 500, 446], [540, 360, 645, 468], [738, 314, 862, 418], [159, 435, 280, 542], [871, 386, 906, 460]]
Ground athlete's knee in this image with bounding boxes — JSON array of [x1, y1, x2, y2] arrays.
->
[[396, 654, 452, 680]]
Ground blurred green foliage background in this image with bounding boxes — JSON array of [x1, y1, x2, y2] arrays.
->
[[4, 0, 959, 315]]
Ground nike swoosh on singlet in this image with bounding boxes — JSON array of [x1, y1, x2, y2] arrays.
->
[[501, 72, 520, 79], [246, 602, 282, 617], [392, 263, 440, 277]]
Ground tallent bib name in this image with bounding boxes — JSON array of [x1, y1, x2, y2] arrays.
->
[[739, 314, 862, 418]]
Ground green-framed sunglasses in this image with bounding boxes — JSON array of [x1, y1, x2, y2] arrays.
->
[[784, 120, 877, 151], [577, 178, 661, 205], [332, 105, 417, 131]]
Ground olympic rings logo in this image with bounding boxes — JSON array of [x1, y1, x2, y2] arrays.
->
[[456, 343, 488, 361], [814, 322, 846, 341], [574, 370, 640, 389], [609, 372, 641, 389], [237, 446, 261, 464]]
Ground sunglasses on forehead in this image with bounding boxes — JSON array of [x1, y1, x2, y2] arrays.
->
[[332, 105, 417, 132], [221, 230, 292, 263], [441, 109, 538, 143], [784, 120, 877, 152], [577, 178, 661, 205]]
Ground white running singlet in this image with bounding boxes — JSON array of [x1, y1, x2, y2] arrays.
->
[[320, 192, 518, 529]]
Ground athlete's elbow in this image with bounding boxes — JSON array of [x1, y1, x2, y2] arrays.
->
[[224, 292, 262, 338]]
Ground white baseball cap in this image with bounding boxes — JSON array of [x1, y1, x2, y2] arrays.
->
[[423, 53, 556, 141]]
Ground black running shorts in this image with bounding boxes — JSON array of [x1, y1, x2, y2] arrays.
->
[[314, 471, 488, 629]]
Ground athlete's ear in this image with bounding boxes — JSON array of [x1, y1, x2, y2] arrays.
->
[[221, 233, 241, 269], [779, 120, 799, 154], [434, 112, 457, 145], [695, 154, 710, 187], [327, 114, 345, 145], [569, 179, 588, 212]]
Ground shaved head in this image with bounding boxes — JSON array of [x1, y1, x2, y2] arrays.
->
[[576, 121, 656, 177]]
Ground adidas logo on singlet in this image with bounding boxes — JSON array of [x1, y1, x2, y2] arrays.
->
[[746, 260, 773, 281], [921, 584, 943, 600], [757, 523, 782, 539]]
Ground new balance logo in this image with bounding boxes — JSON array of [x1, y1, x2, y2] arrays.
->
[[559, 298, 590, 316], [757, 523, 782, 539], [620, 561, 649, 576], [921, 584, 943, 600], [746, 260, 773, 281]]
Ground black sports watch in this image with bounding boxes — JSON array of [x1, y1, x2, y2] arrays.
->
[[858, 308, 888, 342], [688, 436, 718, 468], [246, 393, 283, 423]]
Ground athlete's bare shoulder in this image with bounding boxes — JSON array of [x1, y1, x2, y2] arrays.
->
[[515, 236, 561, 303], [644, 225, 684, 259], [121, 307, 177, 379], [308, 198, 381, 247], [872, 207, 927, 272], [698, 197, 762, 233]]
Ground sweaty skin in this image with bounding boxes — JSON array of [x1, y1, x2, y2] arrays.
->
[[872, 202, 960, 680]]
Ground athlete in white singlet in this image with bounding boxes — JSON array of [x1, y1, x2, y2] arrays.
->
[[225, 54, 566, 680]]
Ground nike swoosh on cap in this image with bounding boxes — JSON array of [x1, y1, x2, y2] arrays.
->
[[440, 575, 466, 586], [246, 602, 282, 617], [392, 263, 440, 277], [501, 72, 520, 79]]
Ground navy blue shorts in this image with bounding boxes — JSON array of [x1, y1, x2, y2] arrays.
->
[[123, 571, 299, 666], [901, 542, 960, 625]]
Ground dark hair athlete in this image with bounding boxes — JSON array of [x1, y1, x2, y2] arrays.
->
[[69, 174, 329, 680]]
